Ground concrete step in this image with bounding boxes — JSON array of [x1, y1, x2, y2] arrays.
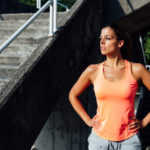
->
[[0, 80, 9, 86], [0, 9, 70, 96], [0, 68, 16, 79], [0, 17, 63, 28], [1, 12, 67, 20], [0, 54, 27, 66], [0, 64, 21, 69], [0, 37, 45, 45], [1, 44, 38, 55], [0, 53, 29, 58], [0, 79, 10, 91], [0, 29, 48, 36], [1, 33, 48, 39], [0, 78, 10, 82], [0, 20, 49, 29]]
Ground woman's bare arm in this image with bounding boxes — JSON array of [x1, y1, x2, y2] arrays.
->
[[69, 64, 98, 127], [139, 64, 150, 91], [129, 63, 150, 131], [132, 63, 150, 90], [138, 64, 150, 127]]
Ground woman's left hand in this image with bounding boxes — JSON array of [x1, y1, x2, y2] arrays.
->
[[128, 117, 145, 133]]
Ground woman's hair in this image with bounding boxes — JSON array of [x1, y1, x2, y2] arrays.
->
[[103, 23, 132, 60]]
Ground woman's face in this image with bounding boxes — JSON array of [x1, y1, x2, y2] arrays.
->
[[100, 26, 123, 57]]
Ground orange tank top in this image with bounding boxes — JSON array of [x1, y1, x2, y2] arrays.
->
[[92, 60, 138, 141]]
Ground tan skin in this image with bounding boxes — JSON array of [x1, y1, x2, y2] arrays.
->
[[69, 26, 150, 134]]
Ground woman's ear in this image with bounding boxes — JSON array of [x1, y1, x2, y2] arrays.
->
[[118, 40, 124, 48]]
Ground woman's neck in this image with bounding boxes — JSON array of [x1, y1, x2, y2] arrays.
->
[[105, 54, 124, 67]]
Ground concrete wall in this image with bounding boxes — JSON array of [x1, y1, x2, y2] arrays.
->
[[0, 0, 149, 150], [33, 1, 150, 150], [118, 0, 150, 14], [102, 0, 150, 24], [0, 0, 103, 150]]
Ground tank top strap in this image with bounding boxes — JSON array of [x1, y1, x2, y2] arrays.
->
[[124, 59, 130, 80], [99, 62, 104, 77], [124, 60, 137, 83]]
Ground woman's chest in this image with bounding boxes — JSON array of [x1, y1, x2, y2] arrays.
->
[[93, 77, 138, 101], [103, 65, 126, 82]]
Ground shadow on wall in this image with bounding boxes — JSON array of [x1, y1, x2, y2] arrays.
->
[[101, 0, 125, 25]]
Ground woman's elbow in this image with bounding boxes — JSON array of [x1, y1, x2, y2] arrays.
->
[[68, 90, 74, 102], [68, 90, 77, 103]]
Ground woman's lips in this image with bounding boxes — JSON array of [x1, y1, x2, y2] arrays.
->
[[100, 46, 106, 51]]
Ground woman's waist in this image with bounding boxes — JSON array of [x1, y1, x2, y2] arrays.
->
[[95, 108, 135, 126]]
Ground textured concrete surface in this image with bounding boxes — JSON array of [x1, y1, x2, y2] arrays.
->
[[0, 0, 101, 149], [0, 11, 67, 108], [0, 0, 104, 149], [117, 3, 150, 36], [0, 0, 150, 150], [118, 0, 150, 14], [30, 1, 150, 150]]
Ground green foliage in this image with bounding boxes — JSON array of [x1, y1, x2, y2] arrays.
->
[[18, 0, 37, 7], [144, 31, 150, 64], [16, 0, 76, 11]]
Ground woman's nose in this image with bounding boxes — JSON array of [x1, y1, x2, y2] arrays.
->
[[100, 38, 105, 44]]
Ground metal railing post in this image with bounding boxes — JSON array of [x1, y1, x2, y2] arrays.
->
[[146, 65, 150, 71], [36, 0, 41, 9], [49, 0, 53, 37], [36, 0, 38, 9], [0, 0, 51, 52], [57, 2, 69, 12], [139, 35, 147, 66], [53, 0, 57, 33], [49, 0, 57, 37], [0, 0, 67, 51]]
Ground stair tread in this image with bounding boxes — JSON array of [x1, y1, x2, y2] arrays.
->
[[1, 12, 67, 20], [0, 68, 16, 78], [0, 7, 70, 103]]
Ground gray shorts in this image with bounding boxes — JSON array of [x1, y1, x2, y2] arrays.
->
[[88, 131, 142, 150]]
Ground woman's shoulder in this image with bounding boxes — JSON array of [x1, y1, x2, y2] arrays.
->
[[129, 61, 145, 72], [86, 64, 100, 73], [128, 61, 147, 80], [84, 63, 101, 82]]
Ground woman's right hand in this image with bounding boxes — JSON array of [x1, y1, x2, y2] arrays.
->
[[87, 115, 101, 129]]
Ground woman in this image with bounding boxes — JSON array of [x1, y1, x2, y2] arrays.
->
[[69, 23, 150, 150]]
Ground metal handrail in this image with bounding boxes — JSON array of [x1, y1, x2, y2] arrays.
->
[[36, 0, 69, 12], [146, 65, 150, 71], [139, 35, 147, 66], [0, 0, 57, 53], [37, 0, 41, 9], [57, 2, 69, 12]]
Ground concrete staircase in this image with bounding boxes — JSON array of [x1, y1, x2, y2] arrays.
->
[[0, 1, 84, 149], [0, 12, 67, 105]]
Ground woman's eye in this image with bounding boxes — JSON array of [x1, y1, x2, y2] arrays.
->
[[99, 37, 112, 41], [106, 37, 111, 40]]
